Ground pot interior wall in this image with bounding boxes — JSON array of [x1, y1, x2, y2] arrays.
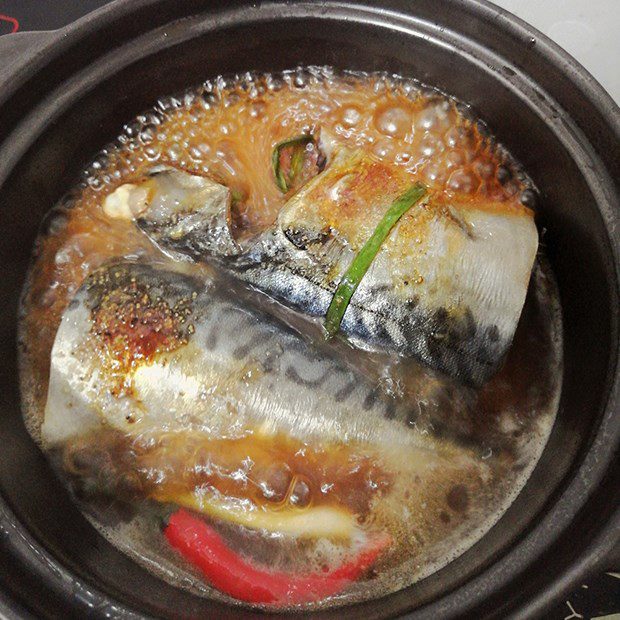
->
[[0, 6, 617, 619]]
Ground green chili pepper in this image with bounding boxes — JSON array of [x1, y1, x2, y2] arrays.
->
[[324, 183, 427, 338], [271, 134, 314, 192]]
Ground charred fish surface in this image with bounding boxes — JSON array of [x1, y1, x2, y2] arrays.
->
[[116, 156, 537, 386], [43, 262, 452, 453]]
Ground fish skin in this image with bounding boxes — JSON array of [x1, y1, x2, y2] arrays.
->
[[130, 154, 537, 386], [136, 165, 239, 259], [42, 262, 447, 454]]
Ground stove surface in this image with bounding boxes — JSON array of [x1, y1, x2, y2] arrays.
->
[[0, 1, 617, 619]]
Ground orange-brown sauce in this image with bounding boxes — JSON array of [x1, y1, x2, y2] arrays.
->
[[64, 430, 392, 518]]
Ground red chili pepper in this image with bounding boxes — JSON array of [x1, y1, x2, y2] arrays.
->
[[0, 14, 19, 34], [164, 509, 390, 606]]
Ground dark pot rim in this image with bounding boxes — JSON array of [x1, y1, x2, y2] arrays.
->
[[0, 1, 618, 618]]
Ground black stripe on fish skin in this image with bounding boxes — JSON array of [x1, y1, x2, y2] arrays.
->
[[431, 308, 450, 339], [167, 237, 212, 261], [345, 309, 386, 346], [454, 351, 474, 384], [443, 309, 477, 350], [259, 347, 283, 374], [462, 308, 477, 340], [272, 279, 320, 314], [362, 387, 380, 411], [232, 331, 273, 360], [397, 313, 416, 342], [204, 325, 219, 350], [485, 324, 500, 343], [384, 399, 397, 420], [371, 319, 393, 345], [334, 379, 357, 403], [284, 364, 330, 388], [425, 331, 449, 374], [367, 283, 392, 296], [474, 340, 500, 369]]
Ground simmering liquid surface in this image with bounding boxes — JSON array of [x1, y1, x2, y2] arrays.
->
[[19, 68, 562, 609]]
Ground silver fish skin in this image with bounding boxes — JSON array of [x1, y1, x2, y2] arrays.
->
[[42, 262, 442, 453], [133, 165, 239, 259], [117, 156, 537, 386]]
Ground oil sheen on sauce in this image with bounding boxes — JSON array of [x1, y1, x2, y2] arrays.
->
[[18, 68, 562, 610]]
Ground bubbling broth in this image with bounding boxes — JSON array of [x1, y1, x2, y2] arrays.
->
[[19, 68, 562, 610]]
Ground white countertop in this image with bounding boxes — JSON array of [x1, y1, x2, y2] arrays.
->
[[492, 0, 620, 104]]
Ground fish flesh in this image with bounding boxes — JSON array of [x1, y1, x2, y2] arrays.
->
[[103, 154, 538, 386]]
